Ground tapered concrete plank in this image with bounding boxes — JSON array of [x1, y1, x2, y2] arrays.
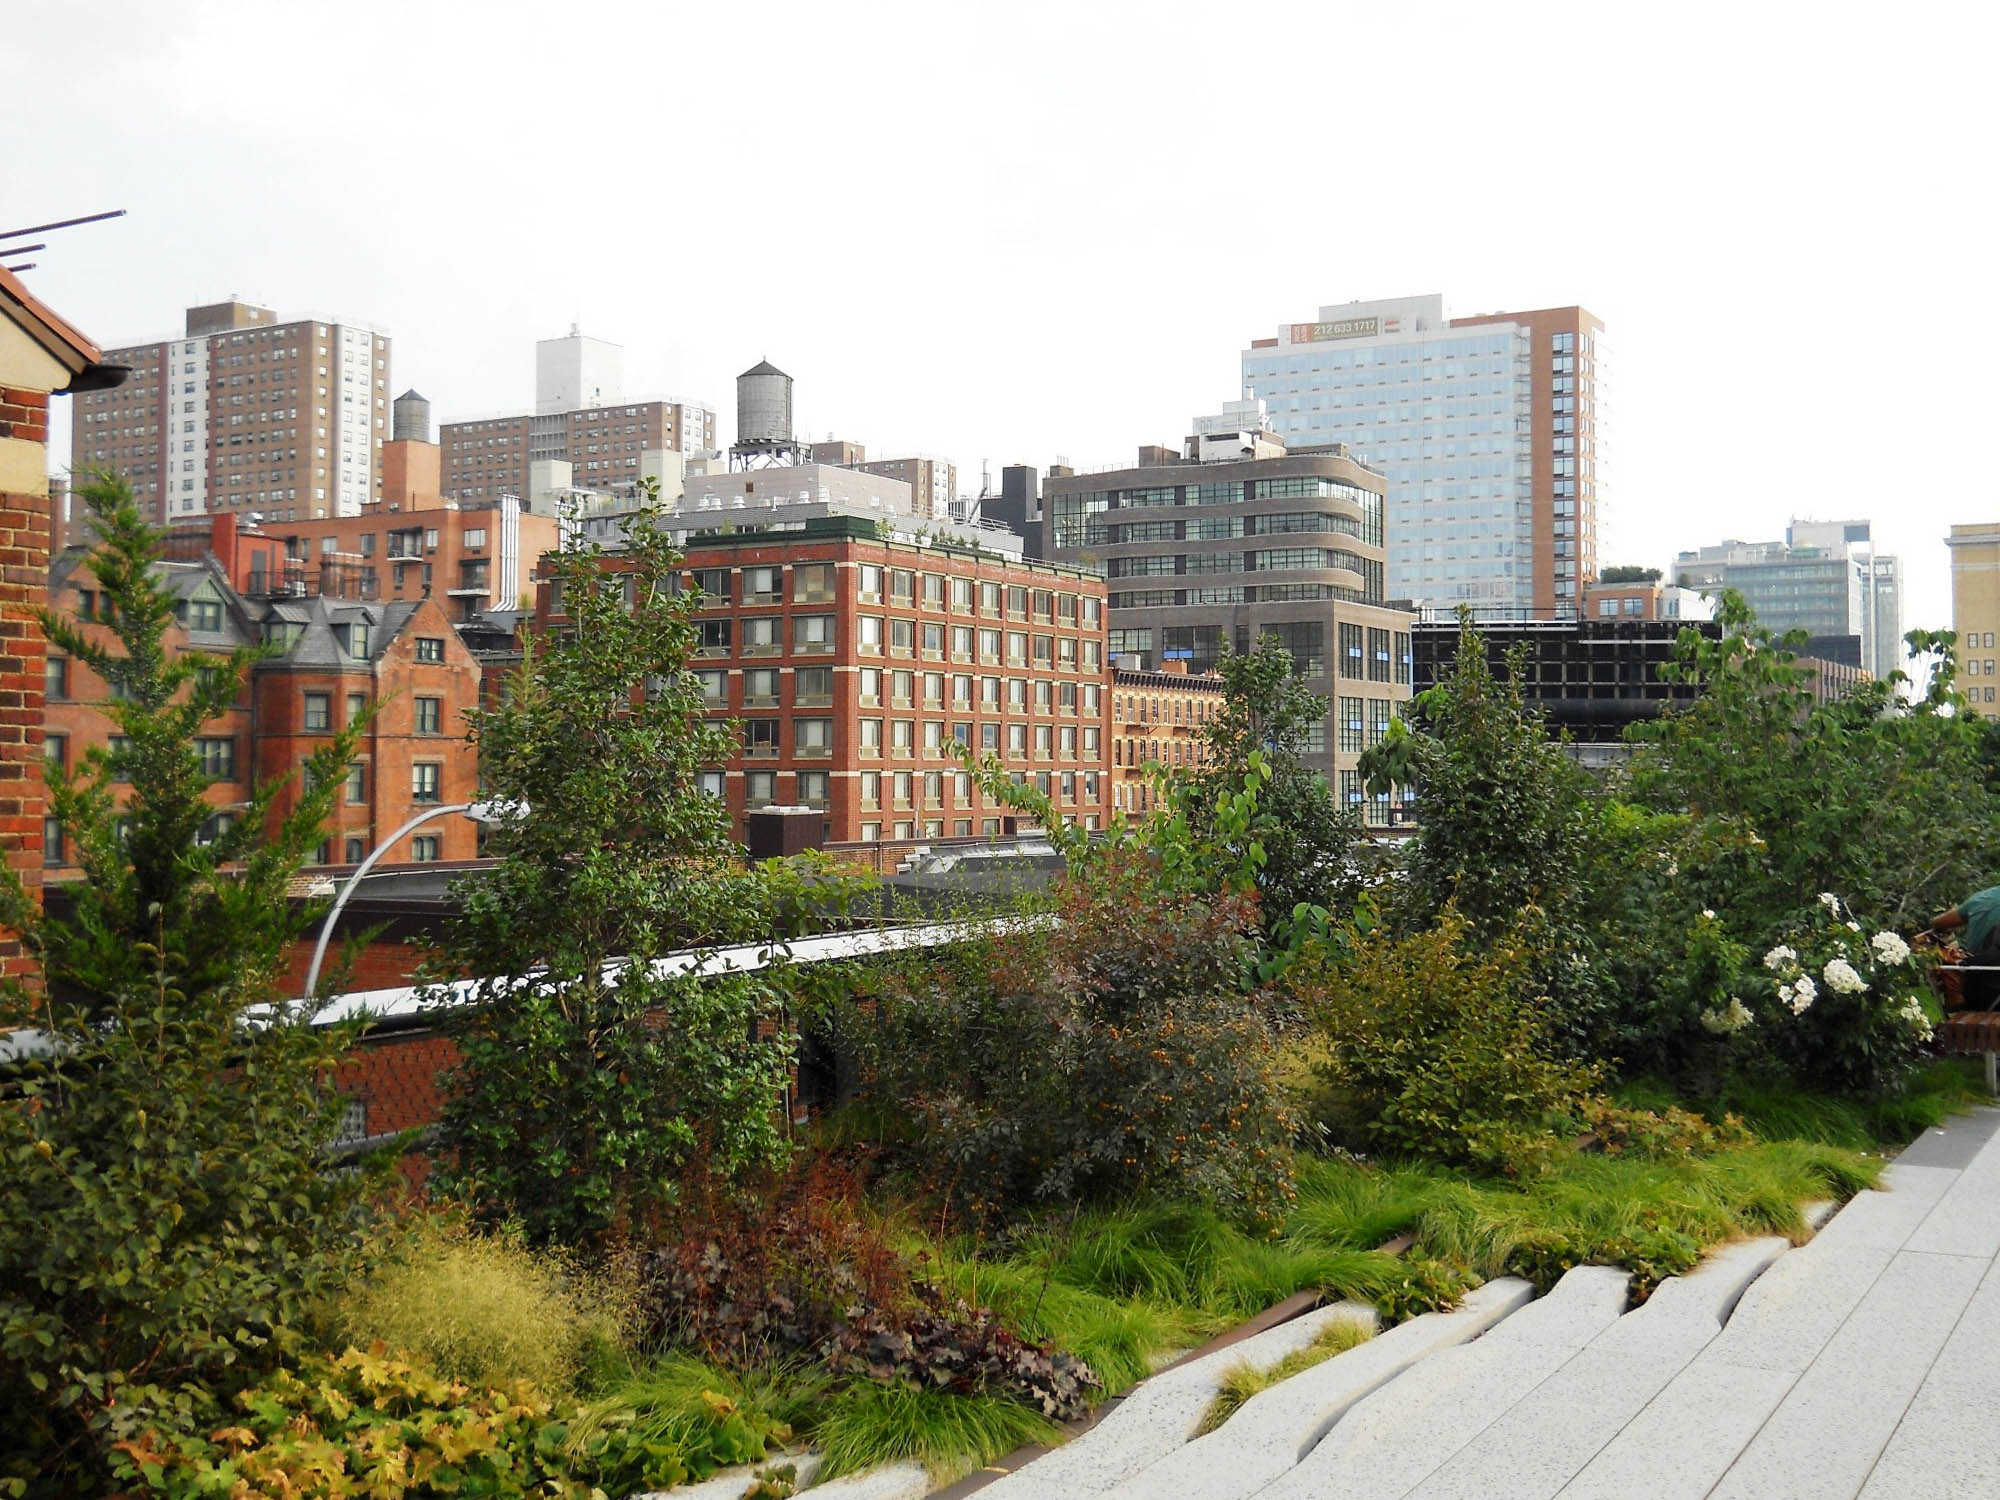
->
[[1708, 1249, 1988, 1500], [800, 1463, 929, 1499], [654, 1452, 824, 1499], [1904, 1138, 2000, 1259], [1587, 1236, 1787, 1362], [1101, 1279, 1536, 1500], [1481, 1265, 1631, 1348], [980, 1302, 1374, 1498], [1858, 1257, 2000, 1499], [1553, 1360, 1797, 1500], [1800, 1165, 1956, 1254], [1697, 1241, 1895, 1374]]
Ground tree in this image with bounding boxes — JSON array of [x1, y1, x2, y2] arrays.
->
[[1597, 565, 1661, 585], [0, 475, 372, 1487], [1185, 636, 1364, 935], [431, 499, 817, 1245]]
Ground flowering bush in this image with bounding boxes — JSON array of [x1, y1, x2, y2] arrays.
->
[[1730, 895, 1937, 1092]]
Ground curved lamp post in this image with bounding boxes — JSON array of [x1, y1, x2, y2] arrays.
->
[[301, 798, 522, 999]]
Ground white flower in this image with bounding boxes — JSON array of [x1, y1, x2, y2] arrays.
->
[[1846, 920, 1862, 933], [1701, 997, 1755, 1035], [1872, 931, 1912, 966], [1820, 892, 1842, 913], [1781, 975, 1818, 1015], [1823, 958, 1866, 995], [1701, 909, 1717, 920], [1764, 945, 1797, 972], [1898, 997, 1934, 1042]]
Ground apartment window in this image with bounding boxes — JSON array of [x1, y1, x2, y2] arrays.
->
[[1007, 585, 1029, 618], [922, 671, 945, 707], [922, 621, 946, 659], [1006, 631, 1027, 666], [1059, 725, 1077, 759], [695, 669, 728, 706], [412, 834, 441, 862], [690, 567, 731, 603], [858, 616, 884, 655], [859, 667, 882, 706], [890, 569, 915, 604], [979, 581, 1002, 616], [981, 676, 1001, 709], [1367, 627, 1392, 683], [1008, 724, 1028, 757], [952, 674, 973, 710], [795, 771, 829, 808], [44, 656, 67, 700], [923, 721, 944, 755], [860, 718, 884, 757], [794, 666, 834, 706], [746, 770, 777, 804], [951, 624, 974, 661], [1008, 678, 1028, 711], [1367, 698, 1393, 747], [698, 619, 733, 656], [794, 614, 836, 653], [795, 718, 834, 757], [742, 616, 781, 655], [414, 636, 445, 664], [1339, 622, 1365, 678], [1034, 724, 1053, 759], [463, 528, 487, 550], [182, 598, 224, 632], [1035, 680, 1053, 712], [921, 573, 947, 610], [107, 736, 132, 783], [412, 762, 441, 802], [890, 618, 915, 657], [893, 771, 914, 807], [43, 732, 65, 771], [857, 564, 883, 602], [860, 771, 882, 808], [303, 691, 332, 731], [1394, 632, 1412, 686], [950, 576, 974, 611], [794, 563, 835, 603], [981, 722, 1001, 752], [744, 566, 781, 602], [979, 627, 1002, 662], [891, 719, 915, 754], [744, 719, 780, 757], [1033, 635, 1054, 667], [345, 761, 366, 803], [345, 835, 368, 863]]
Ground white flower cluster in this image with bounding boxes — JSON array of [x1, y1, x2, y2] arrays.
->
[[1823, 958, 1867, 995], [1778, 975, 1818, 1015], [1872, 930, 1912, 966], [1898, 997, 1934, 1042], [1764, 945, 1797, 972], [1819, 892, 1843, 913], [1701, 908, 1718, 920], [1701, 997, 1755, 1035]]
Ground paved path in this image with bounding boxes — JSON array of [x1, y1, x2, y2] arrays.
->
[[988, 1105, 2000, 1500]]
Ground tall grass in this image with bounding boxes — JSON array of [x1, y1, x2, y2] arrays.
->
[[1196, 1317, 1374, 1435], [812, 1385, 1061, 1482]]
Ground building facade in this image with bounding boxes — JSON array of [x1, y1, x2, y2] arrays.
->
[[1239, 295, 1604, 617], [1110, 662, 1224, 818], [45, 551, 486, 873], [541, 512, 1112, 843], [71, 300, 389, 523], [806, 442, 959, 521], [1042, 437, 1413, 823], [1675, 519, 1902, 680], [1947, 523, 2000, 716], [1582, 579, 1714, 622]]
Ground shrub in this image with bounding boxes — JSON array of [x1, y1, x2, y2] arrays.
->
[[811, 1384, 1062, 1484], [326, 1215, 627, 1397], [1293, 909, 1603, 1176], [845, 853, 1296, 1224]]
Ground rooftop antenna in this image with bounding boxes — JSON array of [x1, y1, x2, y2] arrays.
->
[[0, 208, 126, 273]]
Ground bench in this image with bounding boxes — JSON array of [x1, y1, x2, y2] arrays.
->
[[1938, 1011, 2000, 1095]]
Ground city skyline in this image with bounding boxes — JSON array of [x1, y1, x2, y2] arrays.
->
[[8, 0, 1992, 638]]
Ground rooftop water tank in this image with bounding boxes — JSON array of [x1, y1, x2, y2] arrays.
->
[[736, 361, 793, 446], [392, 389, 432, 444]]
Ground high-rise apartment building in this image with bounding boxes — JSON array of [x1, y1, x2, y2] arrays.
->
[[1239, 295, 1603, 617], [71, 300, 389, 523], [1947, 522, 2000, 716], [439, 330, 717, 506], [1675, 520, 1902, 679], [1042, 412, 1413, 823], [806, 440, 958, 520]]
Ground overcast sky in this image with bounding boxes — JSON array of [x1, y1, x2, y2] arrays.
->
[[9, 0, 1992, 632]]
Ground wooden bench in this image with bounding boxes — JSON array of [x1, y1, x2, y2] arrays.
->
[[1938, 1010, 2000, 1095]]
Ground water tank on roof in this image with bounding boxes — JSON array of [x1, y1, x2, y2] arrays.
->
[[736, 360, 793, 446], [392, 389, 432, 443]]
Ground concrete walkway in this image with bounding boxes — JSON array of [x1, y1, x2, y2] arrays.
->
[[984, 1106, 2000, 1500]]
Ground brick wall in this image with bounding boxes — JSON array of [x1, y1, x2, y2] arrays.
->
[[0, 386, 52, 978]]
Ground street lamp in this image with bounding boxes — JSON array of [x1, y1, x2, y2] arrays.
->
[[301, 799, 522, 999]]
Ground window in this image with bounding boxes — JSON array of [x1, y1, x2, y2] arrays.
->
[[950, 577, 974, 611], [857, 564, 883, 602], [981, 722, 1001, 752], [794, 666, 834, 705], [43, 818, 65, 866], [742, 616, 781, 655], [746, 770, 777, 804], [922, 621, 945, 658], [412, 834, 442, 862], [411, 762, 441, 802], [414, 696, 442, 734], [890, 569, 915, 604], [44, 656, 67, 700], [795, 718, 834, 757], [303, 691, 332, 731], [859, 667, 882, 706], [1008, 724, 1028, 756], [463, 528, 487, 551], [183, 598, 224, 632], [690, 567, 731, 603], [43, 732, 65, 770], [744, 719, 780, 757], [345, 761, 366, 803], [860, 718, 884, 757], [793, 614, 836, 653], [347, 691, 368, 724], [1367, 627, 1392, 683], [414, 637, 445, 664], [345, 835, 368, 863], [695, 669, 728, 706], [698, 618, 732, 656], [891, 719, 914, 754], [860, 771, 881, 807], [979, 581, 1002, 616], [890, 618, 915, 657], [195, 737, 235, 778], [858, 616, 884, 655], [746, 569, 780, 604], [794, 563, 835, 602], [795, 770, 829, 808], [1339, 621, 1365, 677]]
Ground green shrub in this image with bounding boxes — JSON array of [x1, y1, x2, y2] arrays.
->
[[1293, 909, 1602, 1175], [567, 1354, 810, 1488], [811, 1384, 1061, 1483], [847, 854, 1296, 1225], [327, 1216, 627, 1397]]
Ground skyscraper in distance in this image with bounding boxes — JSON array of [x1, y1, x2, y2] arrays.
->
[[1240, 295, 1603, 617]]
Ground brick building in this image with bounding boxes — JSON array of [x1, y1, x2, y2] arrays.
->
[[1110, 661, 1225, 818], [1, 269, 125, 979], [541, 509, 1113, 843], [45, 548, 486, 873]]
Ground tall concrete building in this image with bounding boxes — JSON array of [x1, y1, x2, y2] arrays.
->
[[1041, 409, 1413, 823], [806, 440, 958, 521], [1675, 520, 1902, 680], [1239, 294, 1604, 617], [1947, 522, 2000, 715], [439, 329, 716, 506], [71, 300, 390, 523]]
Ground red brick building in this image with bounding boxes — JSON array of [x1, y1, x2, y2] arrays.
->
[[1110, 661, 1226, 818], [1, 269, 125, 979], [540, 512, 1113, 843], [44, 548, 486, 873]]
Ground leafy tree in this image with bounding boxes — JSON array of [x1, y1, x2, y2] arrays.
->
[[0, 475, 372, 1489], [1185, 637, 1364, 937], [432, 500, 833, 1245], [1597, 565, 1661, 585]]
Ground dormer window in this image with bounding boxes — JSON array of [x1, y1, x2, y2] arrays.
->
[[342, 622, 371, 658]]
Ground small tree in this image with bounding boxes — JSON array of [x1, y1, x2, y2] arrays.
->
[[0, 475, 371, 1483], [432, 501, 807, 1245]]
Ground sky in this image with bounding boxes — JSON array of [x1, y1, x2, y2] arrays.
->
[[8, 0, 1994, 632]]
